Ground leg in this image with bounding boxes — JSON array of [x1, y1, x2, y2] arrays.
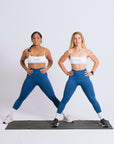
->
[[13, 75, 36, 110], [81, 78, 102, 113], [57, 76, 78, 114], [51, 76, 77, 127], [81, 78, 109, 128], [38, 73, 60, 108]]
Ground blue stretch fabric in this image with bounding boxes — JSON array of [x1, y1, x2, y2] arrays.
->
[[57, 69, 102, 114], [13, 68, 60, 110]]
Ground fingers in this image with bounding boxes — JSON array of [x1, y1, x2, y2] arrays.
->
[[85, 71, 89, 77], [41, 70, 46, 73], [28, 70, 33, 75], [30, 70, 33, 74], [67, 71, 73, 76], [40, 68, 47, 74], [85, 71, 92, 77]]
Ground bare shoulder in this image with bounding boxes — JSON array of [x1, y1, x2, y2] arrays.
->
[[44, 47, 50, 52], [82, 48, 88, 53], [25, 48, 30, 54], [43, 47, 51, 58], [22, 48, 29, 57], [65, 49, 73, 56], [85, 49, 94, 56], [43, 47, 51, 54], [87, 48, 92, 53], [68, 49, 73, 54]]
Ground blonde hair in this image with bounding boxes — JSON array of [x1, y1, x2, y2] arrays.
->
[[69, 32, 87, 50]]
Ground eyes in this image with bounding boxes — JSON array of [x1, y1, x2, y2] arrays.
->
[[32, 37, 40, 39], [74, 37, 81, 40]]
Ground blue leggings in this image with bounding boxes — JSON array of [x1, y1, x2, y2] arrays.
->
[[13, 68, 60, 110], [57, 69, 102, 114]]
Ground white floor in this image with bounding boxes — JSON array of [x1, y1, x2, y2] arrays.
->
[[0, 109, 114, 144]]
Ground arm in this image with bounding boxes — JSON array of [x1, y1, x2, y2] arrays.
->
[[46, 49, 53, 70], [20, 49, 28, 71], [58, 50, 73, 76], [40, 48, 53, 73], [88, 50, 99, 73], [20, 49, 33, 75], [85, 50, 99, 76]]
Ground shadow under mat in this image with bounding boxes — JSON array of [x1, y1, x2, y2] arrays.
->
[[5, 120, 113, 130]]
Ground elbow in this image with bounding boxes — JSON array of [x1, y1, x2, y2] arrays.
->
[[51, 60, 53, 65], [20, 60, 22, 65], [97, 59, 99, 66], [58, 60, 61, 66], [58, 60, 63, 67], [49, 59, 53, 66], [95, 59, 99, 66], [20, 59, 24, 66]]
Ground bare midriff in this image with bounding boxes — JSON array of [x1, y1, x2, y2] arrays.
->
[[71, 64, 87, 70], [28, 63, 46, 69]]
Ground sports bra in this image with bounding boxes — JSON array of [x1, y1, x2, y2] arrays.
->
[[28, 48, 47, 64], [70, 54, 88, 64]]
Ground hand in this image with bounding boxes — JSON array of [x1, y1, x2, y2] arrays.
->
[[40, 67, 48, 74], [26, 68, 33, 75], [66, 71, 73, 76], [85, 71, 92, 77]]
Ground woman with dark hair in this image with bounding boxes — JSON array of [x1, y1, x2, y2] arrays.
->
[[51, 32, 108, 128], [3, 31, 68, 124]]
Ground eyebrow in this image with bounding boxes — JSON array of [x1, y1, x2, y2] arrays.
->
[[33, 37, 40, 38]]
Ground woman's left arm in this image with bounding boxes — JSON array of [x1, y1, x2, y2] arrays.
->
[[85, 50, 99, 76], [40, 48, 53, 73]]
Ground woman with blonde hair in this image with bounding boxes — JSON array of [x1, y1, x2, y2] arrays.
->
[[51, 32, 108, 128]]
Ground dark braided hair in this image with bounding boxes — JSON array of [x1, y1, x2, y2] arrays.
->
[[28, 31, 42, 52]]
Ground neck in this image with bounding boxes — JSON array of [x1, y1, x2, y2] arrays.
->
[[33, 45, 41, 49], [74, 45, 82, 50]]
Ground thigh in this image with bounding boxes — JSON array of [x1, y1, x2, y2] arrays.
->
[[62, 76, 78, 103], [19, 75, 36, 99], [13, 75, 36, 109], [81, 78, 95, 100], [38, 73, 56, 98]]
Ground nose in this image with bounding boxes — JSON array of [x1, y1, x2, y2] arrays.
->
[[34, 39, 38, 42]]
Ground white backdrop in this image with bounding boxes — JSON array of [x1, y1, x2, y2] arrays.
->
[[0, 0, 114, 144]]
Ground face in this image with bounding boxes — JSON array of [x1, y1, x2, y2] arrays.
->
[[31, 33, 42, 46], [73, 34, 82, 47]]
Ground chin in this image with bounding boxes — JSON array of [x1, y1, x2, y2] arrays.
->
[[34, 44, 39, 46], [76, 43, 81, 46]]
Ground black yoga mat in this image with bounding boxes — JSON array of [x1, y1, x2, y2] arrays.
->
[[5, 120, 113, 130]]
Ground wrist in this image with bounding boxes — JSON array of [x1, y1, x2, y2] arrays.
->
[[90, 71, 94, 75], [25, 67, 28, 71], [65, 71, 68, 75], [46, 67, 49, 71]]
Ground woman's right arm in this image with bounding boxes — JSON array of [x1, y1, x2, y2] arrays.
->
[[58, 50, 73, 76], [20, 49, 28, 71], [20, 49, 32, 75]]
